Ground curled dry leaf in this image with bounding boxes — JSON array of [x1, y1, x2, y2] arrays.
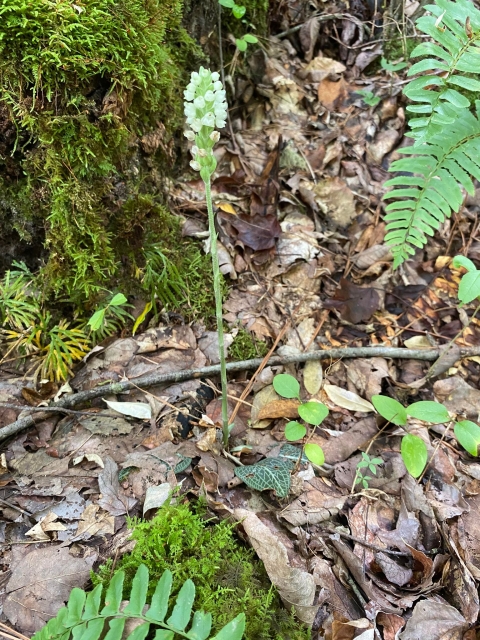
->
[[398, 599, 467, 640], [258, 398, 300, 420], [233, 508, 318, 625], [324, 384, 374, 412], [98, 456, 137, 516]]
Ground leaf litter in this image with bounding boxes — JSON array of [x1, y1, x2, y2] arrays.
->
[[2, 3, 480, 639]]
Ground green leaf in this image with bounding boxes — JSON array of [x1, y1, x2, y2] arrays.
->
[[452, 255, 477, 272], [101, 570, 125, 615], [167, 579, 195, 631], [87, 308, 106, 332], [153, 632, 174, 640], [103, 618, 126, 640], [218, 0, 235, 6], [82, 585, 102, 619], [401, 434, 428, 478], [243, 34, 258, 43], [212, 613, 246, 640], [298, 401, 328, 425], [235, 38, 248, 51], [66, 588, 86, 626], [148, 570, 173, 622], [406, 401, 450, 424], [188, 611, 212, 640], [110, 293, 127, 306], [458, 270, 480, 304], [304, 443, 325, 466], [232, 4, 246, 18], [284, 421, 306, 441], [82, 618, 105, 640], [126, 623, 150, 640], [371, 395, 407, 426], [234, 457, 291, 497], [455, 420, 480, 456], [272, 374, 300, 399], [122, 564, 148, 616]]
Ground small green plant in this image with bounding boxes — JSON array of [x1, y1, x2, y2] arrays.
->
[[356, 90, 381, 107], [0, 262, 41, 330], [272, 373, 326, 466], [383, 0, 480, 266], [452, 255, 480, 304], [184, 67, 230, 445], [353, 452, 383, 489], [33, 564, 245, 640], [229, 328, 268, 360], [142, 245, 187, 313], [372, 394, 480, 477], [87, 293, 133, 340], [380, 57, 408, 73], [218, 0, 259, 50]]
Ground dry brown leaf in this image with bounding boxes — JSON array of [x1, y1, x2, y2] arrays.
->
[[98, 456, 137, 516], [233, 508, 318, 624], [398, 599, 467, 640], [303, 359, 323, 395], [324, 384, 374, 412], [318, 77, 348, 111], [314, 178, 356, 229], [4, 547, 96, 633], [258, 398, 300, 420]]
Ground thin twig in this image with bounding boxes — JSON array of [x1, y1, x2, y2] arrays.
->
[[318, 526, 412, 557], [2, 345, 480, 442]]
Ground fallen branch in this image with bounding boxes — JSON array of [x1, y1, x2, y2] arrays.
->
[[1, 345, 479, 441]]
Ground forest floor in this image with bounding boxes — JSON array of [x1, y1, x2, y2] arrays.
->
[[1, 2, 480, 639]]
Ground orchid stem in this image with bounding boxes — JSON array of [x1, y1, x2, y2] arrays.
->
[[204, 176, 229, 446]]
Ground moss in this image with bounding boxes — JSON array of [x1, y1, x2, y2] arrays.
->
[[229, 327, 269, 360], [0, 0, 203, 301], [93, 502, 310, 640]]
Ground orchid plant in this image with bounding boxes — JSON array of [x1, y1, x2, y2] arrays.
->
[[184, 68, 231, 445]]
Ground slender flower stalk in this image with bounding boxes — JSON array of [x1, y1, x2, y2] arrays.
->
[[184, 67, 230, 445]]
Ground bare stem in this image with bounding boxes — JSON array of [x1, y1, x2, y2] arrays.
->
[[204, 176, 229, 445]]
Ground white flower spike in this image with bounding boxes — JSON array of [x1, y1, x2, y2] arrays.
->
[[183, 66, 227, 181]]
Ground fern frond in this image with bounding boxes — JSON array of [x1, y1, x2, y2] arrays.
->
[[405, 0, 480, 145], [32, 565, 246, 640], [383, 105, 480, 266]]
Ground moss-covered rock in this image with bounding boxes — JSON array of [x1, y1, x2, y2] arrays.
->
[[93, 502, 311, 640], [0, 0, 204, 302]]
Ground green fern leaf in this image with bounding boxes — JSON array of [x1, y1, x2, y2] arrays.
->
[[82, 585, 103, 620], [125, 622, 150, 640], [122, 565, 149, 616], [167, 579, 195, 631], [188, 611, 213, 640], [384, 106, 480, 266], [103, 618, 126, 640], [211, 613, 246, 640], [101, 570, 125, 615], [404, 0, 480, 144], [153, 632, 174, 640], [147, 569, 173, 622]]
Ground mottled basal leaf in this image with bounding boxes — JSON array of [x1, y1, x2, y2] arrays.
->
[[174, 455, 192, 474], [235, 458, 291, 497], [371, 395, 407, 425], [278, 444, 308, 467]]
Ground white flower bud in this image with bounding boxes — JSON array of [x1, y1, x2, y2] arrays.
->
[[214, 106, 227, 117], [190, 160, 201, 171], [191, 72, 199, 82], [194, 96, 205, 109], [191, 119, 202, 132], [211, 72, 220, 82], [191, 145, 199, 156], [204, 90, 214, 102], [213, 81, 223, 91], [215, 90, 226, 101], [184, 104, 195, 117], [202, 113, 215, 127], [199, 67, 209, 77], [216, 119, 226, 129], [210, 131, 220, 142], [184, 130, 195, 141], [198, 148, 208, 157]]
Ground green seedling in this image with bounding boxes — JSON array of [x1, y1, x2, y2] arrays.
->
[[380, 57, 408, 73], [218, 0, 258, 50], [272, 373, 327, 466], [353, 452, 383, 489], [356, 90, 381, 107]]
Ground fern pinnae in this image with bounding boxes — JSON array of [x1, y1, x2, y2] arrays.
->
[[32, 565, 246, 640], [384, 105, 480, 266], [404, 0, 480, 145]]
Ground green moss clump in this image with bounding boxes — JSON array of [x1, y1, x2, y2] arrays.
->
[[0, 0, 203, 301], [229, 327, 269, 360], [93, 503, 311, 640]]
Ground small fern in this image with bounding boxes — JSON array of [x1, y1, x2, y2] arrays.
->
[[142, 244, 187, 313], [383, 0, 480, 266], [33, 564, 245, 640]]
